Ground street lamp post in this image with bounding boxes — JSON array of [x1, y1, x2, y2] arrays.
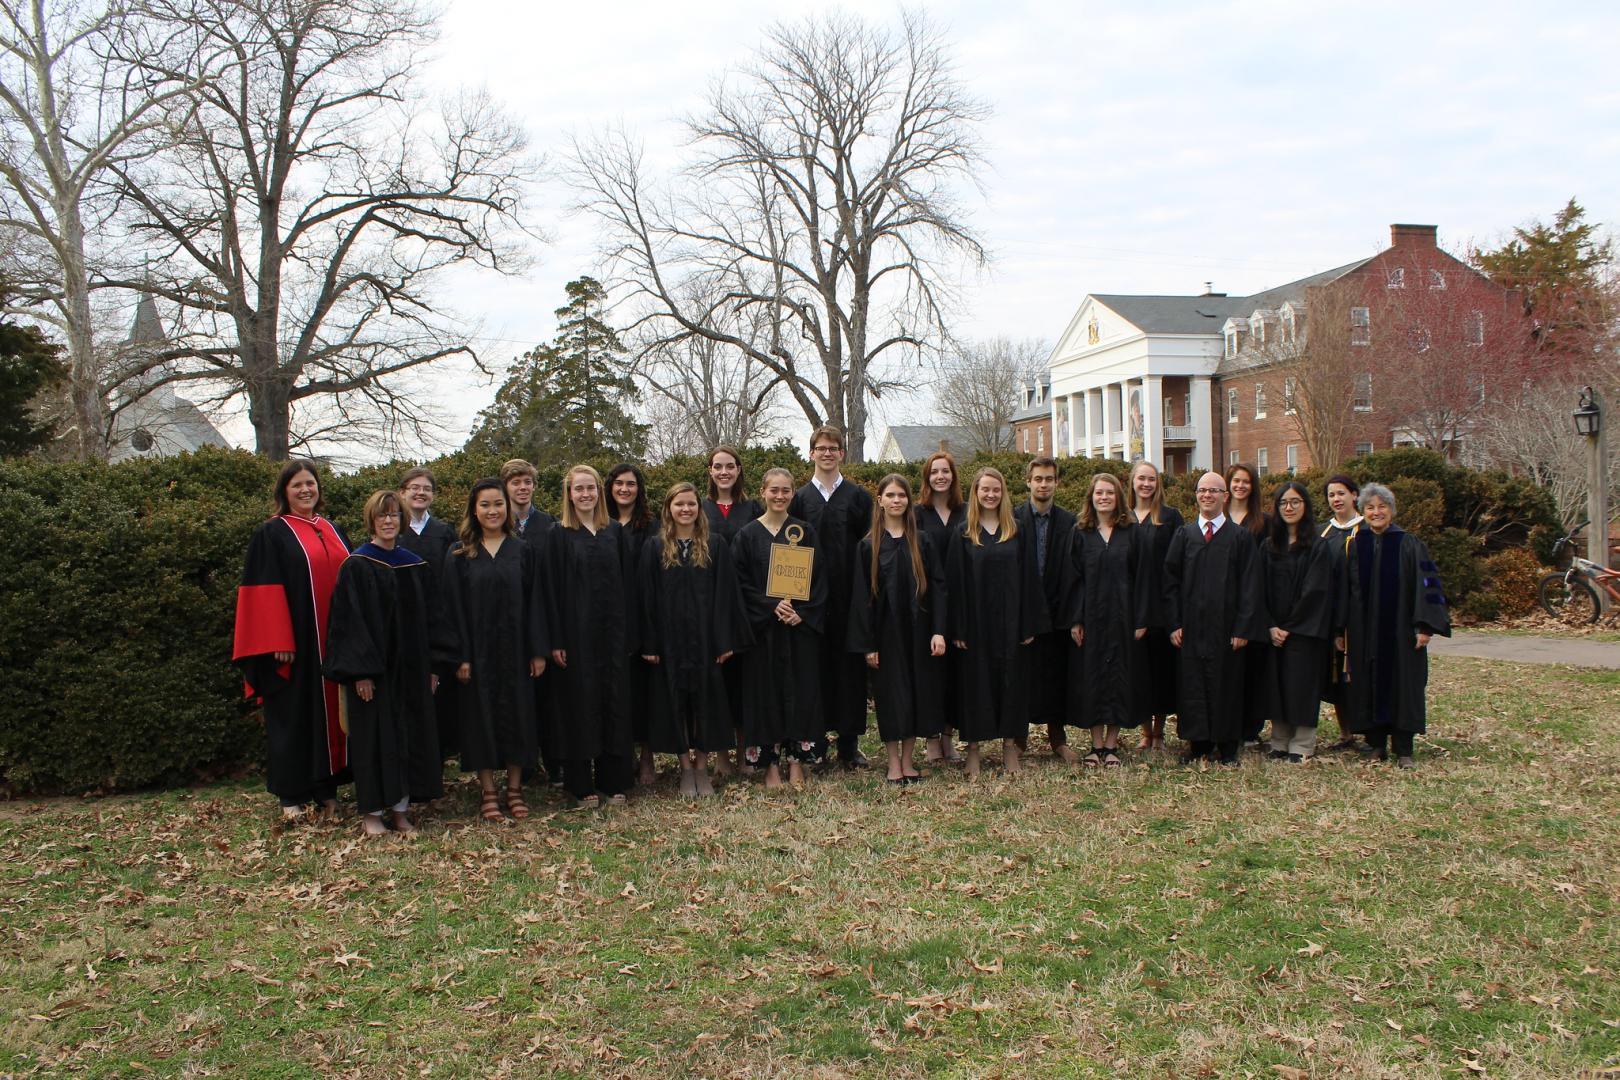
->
[[1574, 386, 1608, 570]]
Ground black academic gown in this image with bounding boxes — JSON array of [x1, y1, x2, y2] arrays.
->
[[513, 506, 559, 768], [233, 515, 352, 805], [1064, 524, 1154, 730], [1014, 501, 1077, 728], [440, 537, 548, 770], [398, 514, 462, 758], [846, 532, 949, 743], [703, 498, 764, 546], [1259, 537, 1336, 729], [732, 516, 828, 750], [915, 503, 967, 735], [617, 517, 660, 745], [639, 536, 751, 754], [323, 543, 444, 813], [1233, 512, 1272, 740], [1163, 519, 1268, 745], [1337, 526, 1451, 735], [1318, 519, 1362, 706], [1132, 505, 1184, 716], [789, 479, 874, 743], [548, 522, 635, 762], [947, 525, 1043, 743]]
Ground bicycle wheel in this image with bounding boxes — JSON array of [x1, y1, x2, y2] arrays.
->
[[1538, 573, 1600, 625]]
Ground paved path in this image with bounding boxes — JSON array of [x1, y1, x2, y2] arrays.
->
[[1428, 631, 1620, 669]]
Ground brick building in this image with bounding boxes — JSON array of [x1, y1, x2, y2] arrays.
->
[[1043, 224, 1531, 475]]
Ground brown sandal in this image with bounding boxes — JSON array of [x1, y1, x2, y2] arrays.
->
[[505, 786, 529, 820], [480, 789, 505, 823]]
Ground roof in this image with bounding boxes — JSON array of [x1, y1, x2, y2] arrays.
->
[[1089, 258, 1372, 337], [1012, 400, 1050, 423], [880, 424, 980, 461], [123, 294, 167, 347]]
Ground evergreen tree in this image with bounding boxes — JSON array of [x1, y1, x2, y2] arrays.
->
[[466, 277, 648, 464], [0, 310, 64, 457], [1473, 198, 1614, 359]]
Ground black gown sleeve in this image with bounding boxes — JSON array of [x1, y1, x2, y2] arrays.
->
[[1060, 529, 1085, 629], [1128, 527, 1153, 631], [525, 541, 551, 661], [323, 559, 387, 684], [1408, 533, 1452, 638], [922, 533, 949, 639], [438, 545, 472, 667], [1164, 525, 1188, 636], [710, 537, 752, 657], [793, 521, 828, 635], [846, 537, 877, 655]]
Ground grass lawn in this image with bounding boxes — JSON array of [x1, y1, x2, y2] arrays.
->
[[3, 655, 1616, 1078]]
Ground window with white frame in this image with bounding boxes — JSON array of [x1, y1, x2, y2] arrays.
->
[[1281, 306, 1295, 342], [1283, 375, 1297, 414], [1163, 396, 1174, 426], [1225, 328, 1239, 358], [1466, 310, 1485, 346], [1468, 373, 1486, 405], [1286, 444, 1299, 472], [1387, 267, 1405, 289], [1350, 306, 1371, 345], [1228, 389, 1239, 422], [1353, 372, 1372, 410], [1250, 311, 1266, 347], [1409, 325, 1432, 353], [1429, 268, 1447, 289], [1354, 441, 1373, 457], [1255, 383, 1267, 419], [1184, 393, 1191, 424], [1257, 447, 1270, 475], [1037, 427, 1045, 452], [1229, 449, 1240, 465]]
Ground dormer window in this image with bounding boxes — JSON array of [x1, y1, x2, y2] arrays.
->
[[1249, 311, 1266, 347], [1225, 327, 1239, 358], [1280, 306, 1295, 342]]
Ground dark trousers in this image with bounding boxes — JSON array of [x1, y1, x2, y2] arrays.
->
[[1187, 740, 1239, 762], [1371, 729, 1416, 757], [564, 754, 631, 799]]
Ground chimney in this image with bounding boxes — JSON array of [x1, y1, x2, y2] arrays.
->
[[1200, 282, 1227, 297], [1390, 224, 1438, 249]]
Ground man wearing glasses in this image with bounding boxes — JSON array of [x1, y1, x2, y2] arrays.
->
[[1163, 472, 1267, 766], [396, 467, 461, 773], [789, 426, 875, 768]]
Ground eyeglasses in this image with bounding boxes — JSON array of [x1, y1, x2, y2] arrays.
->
[[403, 484, 433, 494], [812, 445, 842, 455], [1195, 487, 1226, 495], [1278, 499, 1305, 508]]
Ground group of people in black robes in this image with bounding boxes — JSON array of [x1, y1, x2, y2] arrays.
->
[[232, 438, 1451, 834]]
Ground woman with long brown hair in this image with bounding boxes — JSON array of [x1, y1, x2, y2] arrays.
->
[[639, 482, 750, 797], [1127, 460, 1182, 751], [915, 449, 966, 764], [848, 474, 947, 784], [946, 467, 1041, 779], [1224, 461, 1269, 746], [1065, 472, 1151, 768], [701, 445, 763, 777]]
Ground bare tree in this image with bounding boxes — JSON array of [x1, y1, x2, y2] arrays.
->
[[112, 0, 534, 459], [931, 336, 1043, 454], [1250, 286, 1365, 470], [572, 11, 989, 461], [0, 0, 211, 458]]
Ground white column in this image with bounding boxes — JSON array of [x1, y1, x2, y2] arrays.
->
[[1143, 374, 1164, 467], [1189, 375, 1213, 472], [1080, 388, 1095, 456], [1100, 382, 1115, 460], [1064, 395, 1077, 456]]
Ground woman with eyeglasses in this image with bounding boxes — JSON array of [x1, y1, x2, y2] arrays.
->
[[1258, 483, 1335, 762]]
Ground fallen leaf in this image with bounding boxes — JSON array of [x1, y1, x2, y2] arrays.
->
[[1296, 941, 1325, 958]]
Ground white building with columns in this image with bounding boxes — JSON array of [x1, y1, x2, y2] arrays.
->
[[1045, 268, 1354, 474]]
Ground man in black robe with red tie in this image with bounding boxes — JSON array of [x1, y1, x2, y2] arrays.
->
[[788, 426, 874, 768], [1164, 471, 1267, 766]]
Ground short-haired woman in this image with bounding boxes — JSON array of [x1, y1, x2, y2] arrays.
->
[[441, 478, 549, 822], [233, 459, 352, 822], [1335, 484, 1451, 769], [325, 490, 444, 835]]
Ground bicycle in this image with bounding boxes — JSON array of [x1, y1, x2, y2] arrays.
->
[[1537, 523, 1620, 624]]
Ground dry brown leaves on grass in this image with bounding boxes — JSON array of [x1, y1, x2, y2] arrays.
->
[[1, 655, 1618, 1078]]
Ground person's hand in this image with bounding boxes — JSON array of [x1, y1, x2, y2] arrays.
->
[[953, 639, 968, 650], [1134, 627, 1147, 641], [456, 662, 471, 683], [1170, 628, 1183, 648], [1416, 632, 1431, 650], [1021, 636, 1034, 646], [1231, 637, 1247, 650], [529, 657, 547, 677], [1070, 625, 1084, 647], [430, 673, 439, 694], [274, 650, 294, 664], [716, 650, 733, 664], [774, 598, 798, 624], [642, 654, 660, 664], [1334, 635, 1346, 653], [1270, 627, 1288, 648], [551, 649, 567, 668], [929, 634, 945, 657], [865, 651, 880, 669], [355, 678, 374, 702]]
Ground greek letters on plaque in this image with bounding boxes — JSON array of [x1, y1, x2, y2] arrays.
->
[[767, 523, 815, 601]]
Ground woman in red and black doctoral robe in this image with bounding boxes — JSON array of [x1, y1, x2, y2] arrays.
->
[[847, 474, 947, 784], [441, 478, 549, 823], [324, 490, 444, 836], [549, 465, 636, 808], [233, 460, 352, 820], [639, 483, 750, 798], [732, 467, 828, 788]]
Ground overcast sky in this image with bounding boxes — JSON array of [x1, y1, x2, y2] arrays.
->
[[384, 0, 1619, 456]]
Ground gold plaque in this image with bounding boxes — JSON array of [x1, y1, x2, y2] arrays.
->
[[766, 523, 815, 601]]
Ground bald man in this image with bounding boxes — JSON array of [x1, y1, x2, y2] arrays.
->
[[1163, 472, 1268, 765]]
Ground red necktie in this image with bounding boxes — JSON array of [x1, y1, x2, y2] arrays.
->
[[1204, 521, 1215, 542]]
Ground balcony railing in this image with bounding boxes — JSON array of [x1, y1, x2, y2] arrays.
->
[[1163, 424, 1197, 442]]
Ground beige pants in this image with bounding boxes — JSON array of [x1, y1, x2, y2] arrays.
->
[[1268, 722, 1318, 758]]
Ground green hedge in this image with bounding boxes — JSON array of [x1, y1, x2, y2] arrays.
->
[[0, 446, 1557, 795]]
